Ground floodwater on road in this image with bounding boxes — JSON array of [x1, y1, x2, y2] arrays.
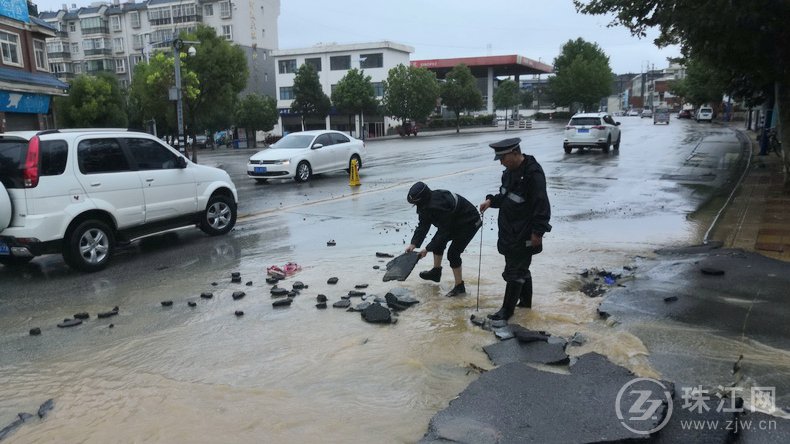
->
[[0, 120, 749, 442]]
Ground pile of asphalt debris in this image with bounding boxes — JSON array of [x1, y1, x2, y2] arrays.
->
[[0, 399, 53, 441], [25, 252, 419, 337], [577, 265, 635, 298]]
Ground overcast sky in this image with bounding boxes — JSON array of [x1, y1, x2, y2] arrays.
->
[[32, 0, 681, 74]]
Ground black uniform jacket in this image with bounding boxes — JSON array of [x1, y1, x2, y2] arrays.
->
[[486, 154, 552, 255], [410, 190, 481, 252]]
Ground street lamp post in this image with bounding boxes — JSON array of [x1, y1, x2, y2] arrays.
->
[[171, 38, 198, 162], [358, 56, 367, 140]]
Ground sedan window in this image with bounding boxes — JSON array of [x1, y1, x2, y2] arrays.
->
[[314, 134, 333, 147], [330, 133, 350, 144], [272, 135, 314, 149]]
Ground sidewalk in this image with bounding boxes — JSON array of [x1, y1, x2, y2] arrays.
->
[[710, 127, 790, 261]]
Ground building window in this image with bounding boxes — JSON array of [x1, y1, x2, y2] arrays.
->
[[372, 82, 384, 97], [34, 40, 48, 71], [111, 16, 121, 32], [80, 16, 108, 35], [330, 84, 337, 95], [204, 4, 213, 16], [69, 22, 76, 32], [71, 42, 80, 54], [360, 53, 383, 69], [278, 59, 296, 74], [148, 7, 172, 26], [0, 31, 22, 67], [279, 87, 294, 100], [221, 25, 232, 40], [305, 57, 321, 72], [264, 72, 268, 82], [131, 54, 142, 66], [113, 38, 124, 53], [74, 63, 82, 73], [330, 55, 351, 71], [130, 11, 140, 28], [115, 58, 126, 73], [220, 1, 231, 18]]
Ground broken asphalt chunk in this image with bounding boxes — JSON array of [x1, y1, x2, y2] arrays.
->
[[375, 252, 394, 258], [327, 277, 339, 284], [200, 292, 214, 299], [161, 300, 173, 307], [316, 302, 327, 309], [74, 312, 90, 320], [361, 303, 392, 323], [270, 286, 289, 297], [701, 267, 725, 276], [232, 291, 246, 300], [188, 301, 197, 307], [664, 295, 679, 303], [316, 294, 328, 302], [57, 318, 82, 328], [292, 281, 305, 290], [29, 327, 41, 336], [265, 277, 279, 284], [234, 310, 244, 317], [333, 300, 351, 309], [273, 298, 293, 308]]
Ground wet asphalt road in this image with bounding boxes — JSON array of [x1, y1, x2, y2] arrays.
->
[[0, 118, 751, 442]]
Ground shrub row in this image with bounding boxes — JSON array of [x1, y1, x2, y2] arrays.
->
[[426, 114, 496, 129]]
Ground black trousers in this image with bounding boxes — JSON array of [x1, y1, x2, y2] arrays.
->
[[502, 249, 533, 284], [435, 223, 481, 269]]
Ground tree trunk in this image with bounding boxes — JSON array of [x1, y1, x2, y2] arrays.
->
[[777, 80, 790, 187]]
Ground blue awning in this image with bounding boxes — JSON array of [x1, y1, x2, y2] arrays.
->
[[0, 67, 68, 90]]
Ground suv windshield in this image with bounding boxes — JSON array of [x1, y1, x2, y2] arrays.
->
[[570, 117, 601, 126], [273, 134, 315, 149], [0, 139, 27, 188]]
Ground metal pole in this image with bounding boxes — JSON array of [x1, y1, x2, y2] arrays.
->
[[476, 217, 483, 311], [174, 41, 185, 156]]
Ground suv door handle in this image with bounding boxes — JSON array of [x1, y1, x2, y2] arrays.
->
[[145, 178, 154, 182], [90, 182, 101, 187]]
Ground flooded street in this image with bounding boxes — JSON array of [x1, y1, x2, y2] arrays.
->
[[0, 119, 747, 442]]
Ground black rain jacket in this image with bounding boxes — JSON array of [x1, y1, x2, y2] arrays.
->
[[410, 190, 481, 252], [486, 154, 552, 255]]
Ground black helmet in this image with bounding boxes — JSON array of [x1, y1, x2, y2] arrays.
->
[[407, 181, 431, 206]]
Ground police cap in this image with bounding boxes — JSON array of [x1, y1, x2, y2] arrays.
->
[[489, 137, 521, 160], [407, 181, 431, 206]]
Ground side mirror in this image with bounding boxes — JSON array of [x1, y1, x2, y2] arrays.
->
[[312, 143, 323, 149], [176, 156, 187, 168], [615, 122, 621, 126]]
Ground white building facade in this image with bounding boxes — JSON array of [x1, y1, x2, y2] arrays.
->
[[272, 41, 413, 137], [38, 0, 279, 97]]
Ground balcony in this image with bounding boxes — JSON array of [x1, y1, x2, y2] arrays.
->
[[47, 51, 71, 59], [54, 71, 75, 80], [173, 14, 202, 24], [84, 48, 112, 56], [55, 30, 68, 38], [81, 26, 110, 35]]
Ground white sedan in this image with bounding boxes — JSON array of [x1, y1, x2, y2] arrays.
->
[[247, 130, 366, 183]]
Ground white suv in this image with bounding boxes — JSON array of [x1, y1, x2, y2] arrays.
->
[[0, 129, 238, 272], [563, 112, 622, 154], [696, 106, 714, 122]]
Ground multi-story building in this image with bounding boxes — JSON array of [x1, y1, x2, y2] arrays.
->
[[38, 0, 278, 97], [272, 41, 414, 138], [0, 0, 68, 130]]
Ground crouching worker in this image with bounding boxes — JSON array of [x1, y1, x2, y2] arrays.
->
[[405, 181, 482, 297]]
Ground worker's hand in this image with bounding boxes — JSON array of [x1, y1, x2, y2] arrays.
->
[[405, 244, 416, 253], [418, 249, 428, 259], [479, 199, 491, 213], [528, 233, 543, 255]]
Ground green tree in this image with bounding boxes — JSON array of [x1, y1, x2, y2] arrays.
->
[[291, 63, 331, 130], [574, 0, 790, 183], [440, 64, 484, 133], [520, 89, 535, 110], [549, 38, 613, 112], [182, 25, 248, 137], [127, 51, 199, 137], [382, 64, 439, 124], [493, 79, 521, 131], [669, 58, 728, 108], [331, 68, 377, 136], [55, 73, 127, 127], [235, 93, 279, 147]]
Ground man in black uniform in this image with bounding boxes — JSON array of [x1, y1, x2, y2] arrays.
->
[[479, 138, 551, 321], [406, 182, 482, 297]]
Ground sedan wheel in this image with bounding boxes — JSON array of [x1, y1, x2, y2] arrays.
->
[[295, 161, 312, 182]]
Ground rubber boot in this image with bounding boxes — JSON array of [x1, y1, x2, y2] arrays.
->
[[487, 282, 522, 321], [517, 277, 532, 308], [419, 266, 442, 282], [445, 282, 466, 297]]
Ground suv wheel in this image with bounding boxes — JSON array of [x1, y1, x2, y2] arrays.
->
[[64, 220, 114, 272], [614, 135, 621, 150], [200, 194, 237, 236], [563, 144, 572, 154], [602, 137, 611, 153]]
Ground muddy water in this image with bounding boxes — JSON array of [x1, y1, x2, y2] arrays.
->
[[0, 122, 746, 442]]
